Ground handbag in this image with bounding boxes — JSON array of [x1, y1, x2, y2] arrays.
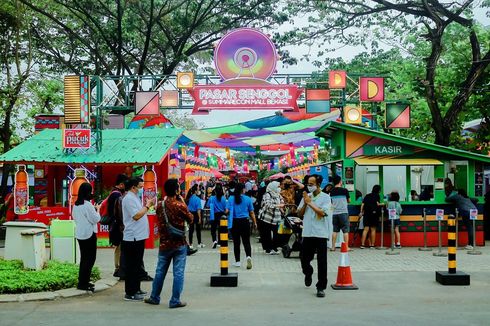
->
[[162, 201, 186, 240]]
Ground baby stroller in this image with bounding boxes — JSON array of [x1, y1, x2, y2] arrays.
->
[[280, 205, 303, 258]]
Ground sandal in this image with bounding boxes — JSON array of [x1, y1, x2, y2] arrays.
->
[[360, 246, 365, 249], [329, 248, 336, 252]]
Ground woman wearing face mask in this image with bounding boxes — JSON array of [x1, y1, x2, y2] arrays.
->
[[185, 184, 203, 249], [258, 181, 284, 254], [72, 182, 100, 292], [227, 183, 257, 269]]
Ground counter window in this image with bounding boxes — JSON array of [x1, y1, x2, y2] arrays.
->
[[410, 165, 434, 201], [355, 165, 379, 201], [383, 166, 406, 201]]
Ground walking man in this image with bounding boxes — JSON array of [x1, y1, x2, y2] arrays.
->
[[297, 174, 332, 298]]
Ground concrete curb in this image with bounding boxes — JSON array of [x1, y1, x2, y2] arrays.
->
[[0, 278, 119, 303]]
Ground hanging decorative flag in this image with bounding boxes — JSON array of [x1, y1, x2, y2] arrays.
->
[[320, 137, 326, 149], [135, 91, 160, 115], [225, 147, 230, 160], [305, 89, 330, 113], [80, 76, 90, 124], [289, 143, 295, 158], [255, 145, 261, 158], [385, 103, 411, 128], [194, 145, 200, 158], [329, 70, 346, 89], [359, 77, 384, 102]]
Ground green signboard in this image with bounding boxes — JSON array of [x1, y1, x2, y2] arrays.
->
[[364, 145, 413, 156]]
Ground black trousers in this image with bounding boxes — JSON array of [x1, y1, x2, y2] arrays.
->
[[121, 239, 145, 296], [301, 237, 328, 290], [211, 212, 225, 242], [258, 219, 278, 252], [461, 211, 474, 245], [231, 218, 252, 262], [188, 212, 201, 245], [77, 233, 97, 288]]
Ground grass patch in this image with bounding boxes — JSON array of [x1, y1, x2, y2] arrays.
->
[[0, 258, 100, 294]]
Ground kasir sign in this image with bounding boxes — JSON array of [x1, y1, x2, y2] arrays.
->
[[188, 28, 303, 115], [63, 129, 91, 149], [188, 85, 302, 114]]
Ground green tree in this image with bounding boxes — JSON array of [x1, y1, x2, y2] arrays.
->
[[280, 0, 490, 146], [0, 0, 34, 197]]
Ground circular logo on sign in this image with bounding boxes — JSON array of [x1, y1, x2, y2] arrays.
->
[[214, 28, 277, 81]]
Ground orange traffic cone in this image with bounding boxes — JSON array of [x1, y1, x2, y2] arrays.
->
[[331, 242, 358, 290]]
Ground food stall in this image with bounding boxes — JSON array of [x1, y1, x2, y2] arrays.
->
[[0, 128, 183, 248], [314, 121, 490, 246]]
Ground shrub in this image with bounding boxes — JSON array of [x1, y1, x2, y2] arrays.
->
[[0, 258, 100, 294]]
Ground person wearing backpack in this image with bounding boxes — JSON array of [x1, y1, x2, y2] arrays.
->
[[359, 185, 384, 249], [107, 174, 128, 278]]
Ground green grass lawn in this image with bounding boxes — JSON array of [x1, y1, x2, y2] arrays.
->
[[0, 259, 100, 294]]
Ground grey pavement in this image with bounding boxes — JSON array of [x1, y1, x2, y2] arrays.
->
[[1, 232, 490, 326]]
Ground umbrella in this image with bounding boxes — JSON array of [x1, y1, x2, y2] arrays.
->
[[268, 172, 285, 180], [212, 169, 224, 178]]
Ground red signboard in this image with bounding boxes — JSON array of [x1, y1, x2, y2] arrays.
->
[[63, 129, 91, 149], [188, 85, 303, 115]]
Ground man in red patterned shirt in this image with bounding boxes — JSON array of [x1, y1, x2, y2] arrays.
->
[[144, 179, 193, 308]]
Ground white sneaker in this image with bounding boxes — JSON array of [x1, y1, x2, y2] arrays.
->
[[233, 261, 241, 267], [246, 256, 252, 270], [465, 245, 474, 250], [269, 250, 279, 255], [198, 243, 206, 248], [189, 245, 194, 249]]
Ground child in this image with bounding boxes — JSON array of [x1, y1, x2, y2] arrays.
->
[[388, 191, 402, 248]]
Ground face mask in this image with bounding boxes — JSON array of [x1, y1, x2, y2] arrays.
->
[[137, 188, 144, 198], [196, 191, 201, 196], [230, 188, 235, 193], [307, 186, 317, 193]]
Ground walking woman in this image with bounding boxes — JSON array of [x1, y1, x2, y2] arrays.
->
[[185, 184, 203, 248], [227, 183, 257, 269], [258, 181, 284, 254], [72, 182, 100, 291], [207, 183, 228, 249]]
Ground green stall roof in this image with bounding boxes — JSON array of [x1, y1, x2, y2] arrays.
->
[[0, 128, 183, 165], [316, 121, 490, 163]]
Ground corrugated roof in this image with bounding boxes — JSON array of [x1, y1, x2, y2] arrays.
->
[[0, 128, 183, 165]]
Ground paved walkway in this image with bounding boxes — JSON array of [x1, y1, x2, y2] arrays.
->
[[1, 233, 490, 326]]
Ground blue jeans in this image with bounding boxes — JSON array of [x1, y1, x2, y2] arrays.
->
[[149, 245, 187, 306]]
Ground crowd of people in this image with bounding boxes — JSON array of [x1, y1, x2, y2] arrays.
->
[[69, 172, 487, 305]]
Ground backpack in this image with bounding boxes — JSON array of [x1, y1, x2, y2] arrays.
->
[[99, 190, 121, 225]]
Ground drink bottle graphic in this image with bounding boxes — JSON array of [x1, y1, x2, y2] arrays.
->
[[14, 165, 29, 215], [143, 165, 157, 214], [70, 168, 89, 207]]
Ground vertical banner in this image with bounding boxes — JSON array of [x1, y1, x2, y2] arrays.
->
[[14, 165, 29, 215], [359, 77, 384, 102], [80, 75, 90, 124], [385, 103, 411, 128], [143, 165, 157, 214], [64, 75, 82, 124]]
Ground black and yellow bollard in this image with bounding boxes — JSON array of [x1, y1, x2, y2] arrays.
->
[[210, 217, 238, 287], [436, 214, 470, 285]]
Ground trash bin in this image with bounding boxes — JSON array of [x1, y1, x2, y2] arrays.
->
[[50, 219, 79, 264], [20, 228, 48, 270], [3, 221, 48, 260]]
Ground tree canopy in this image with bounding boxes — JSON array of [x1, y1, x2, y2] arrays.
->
[[279, 0, 490, 147]]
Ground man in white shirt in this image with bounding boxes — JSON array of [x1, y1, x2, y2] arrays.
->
[[297, 174, 332, 298], [121, 177, 154, 301]]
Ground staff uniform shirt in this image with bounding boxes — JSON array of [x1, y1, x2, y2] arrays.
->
[[72, 200, 100, 240], [122, 191, 149, 241], [207, 195, 227, 221], [187, 194, 202, 213], [330, 186, 349, 215], [298, 192, 332, 238], [227, 195, 254, 228]]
